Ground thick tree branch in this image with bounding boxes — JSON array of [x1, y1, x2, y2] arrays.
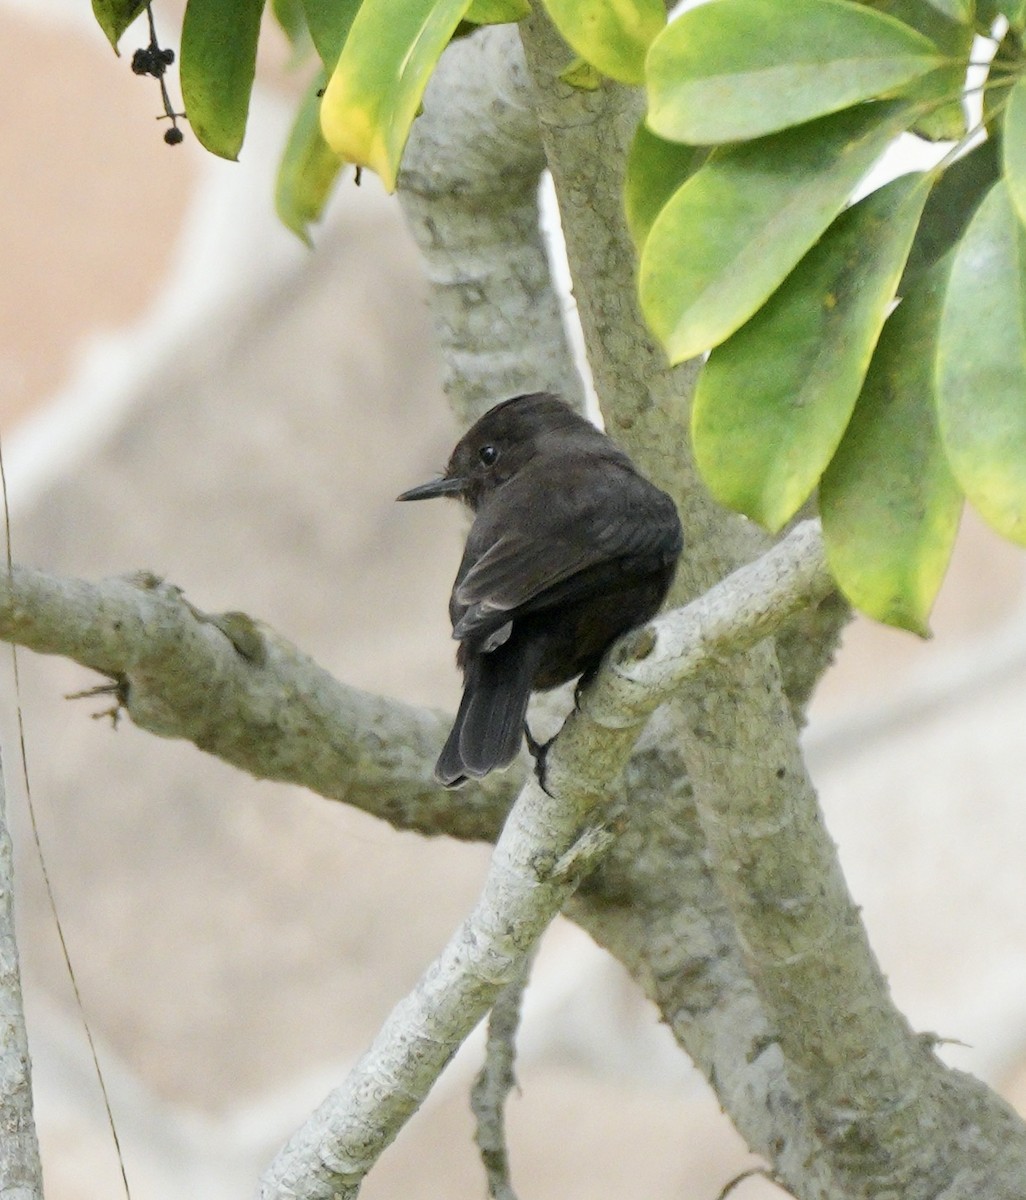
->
[[258, 521, 836, 1198], [0, 521, 832, 845], [0, 564, 516, 842], [259, 765, 613, 1199], [397, 27, 585, 425], [563, 732, 836, 1198], [679, 641, 1026, 1199], [517, 16, 765, 597]]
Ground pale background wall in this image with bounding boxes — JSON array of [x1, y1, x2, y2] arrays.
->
[[4, 3, 1026, 1197]]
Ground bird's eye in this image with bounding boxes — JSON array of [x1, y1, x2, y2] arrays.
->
[[479, 444, 499, 466]]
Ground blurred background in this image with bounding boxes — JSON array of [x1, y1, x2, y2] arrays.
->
[[4, 2, 1026, 1196]]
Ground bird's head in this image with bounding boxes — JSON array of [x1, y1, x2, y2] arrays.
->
[[397, 392, 602, 511]]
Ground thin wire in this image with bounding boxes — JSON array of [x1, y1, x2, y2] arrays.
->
[[0, 435, 132, 1199]]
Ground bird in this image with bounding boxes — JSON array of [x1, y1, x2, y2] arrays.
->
[[397, 392, 683, 788]]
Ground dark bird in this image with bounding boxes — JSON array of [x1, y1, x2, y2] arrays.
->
[[398, 393, 683, 788]]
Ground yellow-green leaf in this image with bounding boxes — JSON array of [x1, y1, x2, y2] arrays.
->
[[465, 0, 530, 21], [560, 57, 603, 89], [1002, 77, 1026, 229], [937, 180, 1026, 544], [639, 104, 906, 363], [320, 0, 471, 190], [821, 263, 962, 634], [276, 75, 347, 244], [181, 0, 266, 160], [693, 173, 930, 531], [624, 124, 706, 249], [646, 0, 941, 145], [541, 0, 665, 85]]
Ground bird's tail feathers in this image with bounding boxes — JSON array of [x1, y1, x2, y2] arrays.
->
[[435, 638, 543, 788], [435, 683, 477, 787]]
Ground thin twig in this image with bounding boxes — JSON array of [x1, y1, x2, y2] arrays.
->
[[712, 1165, 786, 1200], [471, 951, 534, 1200]]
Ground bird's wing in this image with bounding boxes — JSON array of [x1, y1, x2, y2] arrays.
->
[[451, 459, 680, 642]]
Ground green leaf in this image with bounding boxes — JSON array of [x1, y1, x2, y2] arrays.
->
[[1003, 78, 1026, 229], [541, 0, 665, 85], [303, 0, 362, 67], [276, 75, 347, 243], [859, 0, 974, 124], [860, 0, 972, 38], [638, 104, 907, 364], [920, 0, 973, 18], [181, 0, 267, 159], [91, 0, 148, 52], [646, 0, 941, 145], [937, 179, 1026, 544], [984, 0, 1026, 26], [692, 174, 930, 531], [900, 138, 999, 291], [464, 0, 530, 21], [821, 262, 962, 634], [272, 0, 309, 48], [890, 0, 974, 143], [841, 3, 972, 144], [624, 125, 706, 249], [901, 51, 969, 142], [320, 0, 471, 189]]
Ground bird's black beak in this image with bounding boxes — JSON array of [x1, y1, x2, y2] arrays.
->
[[396, 476, 466, 502]]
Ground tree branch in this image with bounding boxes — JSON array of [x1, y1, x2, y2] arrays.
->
[[544, 523, 833, 793], [517, 15, 765, 597], [397, 26, 585, 424], [0, 564, 517, 842], [0, 515, 830, 852], [471, 950, 532, 1200], [258, 521, 835, 1198], [679, 638, 1026, 1199]]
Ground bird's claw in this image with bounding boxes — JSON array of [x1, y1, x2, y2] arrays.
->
[[523, 721, 555, 793]]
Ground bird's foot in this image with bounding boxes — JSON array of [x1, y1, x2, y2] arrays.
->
[[523, 721, 555, 794]]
